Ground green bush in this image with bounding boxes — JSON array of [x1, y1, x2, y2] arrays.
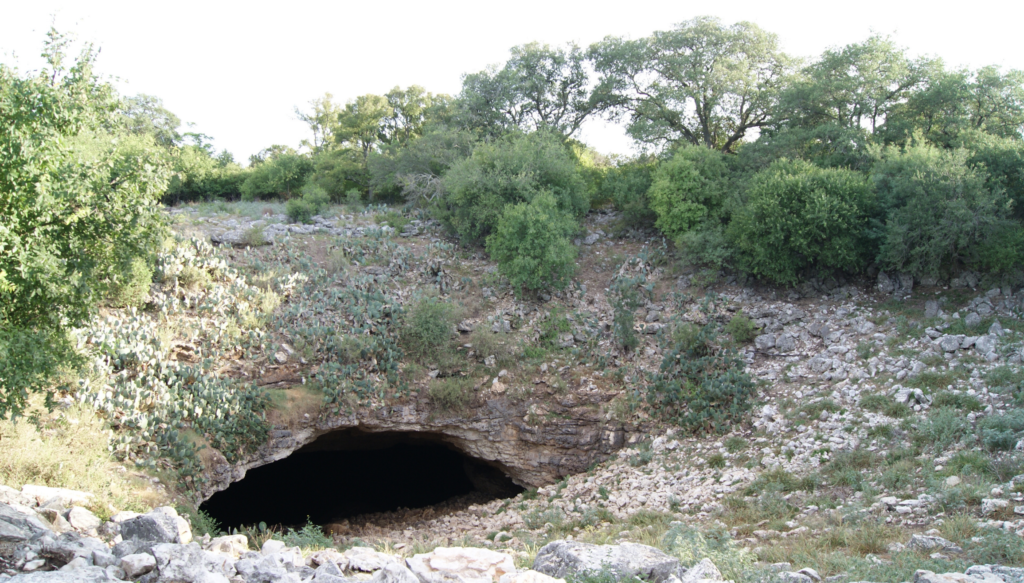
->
[[240, 151, 313, 200], [724, 312, 757, 343], [609, 274, 649, 352], [401, 296, 457, 359], [914, 407, 970, 451], [1, 31, 168, 415], [872, 142, 1018, 279], [979, 411, 1024, 451], [427, 376, 475, 411], [728, 159, 874, 285], [108, 257, 154, 308], [440, 131, 588, 244], [285, 184, 330, 224], [605, 159, 657, 228], [538, 306, 573, 349], [646, 300, 755, 434], [675, 224, 735, 270], [648, 146, 731, 239], [485, 192, 578, 291]]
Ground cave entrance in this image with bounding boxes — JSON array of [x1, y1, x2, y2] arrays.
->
[[200, 429, 524, 531]]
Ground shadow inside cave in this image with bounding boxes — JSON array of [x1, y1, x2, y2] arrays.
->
[[199, 429, 524, 530]]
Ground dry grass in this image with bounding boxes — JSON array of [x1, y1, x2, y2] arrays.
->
[[0, 402, 163, 518]]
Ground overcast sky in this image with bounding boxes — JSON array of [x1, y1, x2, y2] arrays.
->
[[2, 0, 1021, 164]]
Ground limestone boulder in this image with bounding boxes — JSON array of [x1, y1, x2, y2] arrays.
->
[[407, 547, 516, 583], [0, 502, 53, 545], [533, 541, 682, 583], [120, 507, 192, 544]]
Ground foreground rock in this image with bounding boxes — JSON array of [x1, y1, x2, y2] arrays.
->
[[532, 540, 685, 583]]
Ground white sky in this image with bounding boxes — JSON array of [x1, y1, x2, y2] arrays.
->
[[2, 0, 1022, 164]]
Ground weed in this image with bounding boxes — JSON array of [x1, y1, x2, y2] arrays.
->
[[427, 376, 476, 412], [931, 392, 983, 412], [402, 296, 458, 361], [914, 407, 969, 451], [707, 453, 726, 469], [938, 513, 979, 543], [724, 436, 748, 453], [240, 225, 266, 247]]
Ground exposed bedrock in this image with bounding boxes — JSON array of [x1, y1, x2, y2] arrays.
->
[[199, 392, 631, 501]]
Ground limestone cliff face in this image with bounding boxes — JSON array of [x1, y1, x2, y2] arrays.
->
[[199, 390, 630, 501]]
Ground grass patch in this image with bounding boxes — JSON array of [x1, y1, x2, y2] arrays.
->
[[427, 376, 476, 411], [0, 403, 161, 518], [859, 393, 912, 419]]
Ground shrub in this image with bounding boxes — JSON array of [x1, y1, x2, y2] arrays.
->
[[440, 131, 588, 244], [647, 146, 731, 239], [872, 142, 1018, 279], [286, 184, 330, 224], [485, 192, 578, 291], [240, 151, 313, 200], [978, 411, 1024, 451], [605, 159, 657, 228], [427, 376, 476, 411], [914, 407, 970, 451], [608, 273, 649, 352], [675, 224, 735, 270], [285, 198, 315, 224], [724, 312, 757, 343], [538, 307, 573, 349], [932, 391, 983, 412], [401, 296, 457, 360], [1, 34, 169, 414], [646, 300, 755, 434], [728, 158, 874, 285], [108, 257, 154, 308]]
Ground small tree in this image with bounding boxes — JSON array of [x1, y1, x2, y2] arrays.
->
[[647, 146, 731, 239], [485, 192, 578, 291], [872, 141, 1018, 278], [728, 158, 874, 285]]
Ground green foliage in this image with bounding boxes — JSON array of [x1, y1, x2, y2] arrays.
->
[[590, 16, 792, 152], [107, 257, 154, 308], [608, 273, 648, 352], [729, 159, 874, 285], [538, 307, 573, 349], [872, 141, 1018, 278], [647, 297, 756, 434], [860, 394, 912, 418], [978, 411, 1024, 451], [485, 192, 578, 291], [285, 184, 330, 224], [914, 407, 970, 451], [240, 149, 313, 200], [281, 520, 333, 550], [0, 30, 169, 415], [648, 146, 731, 238], [676, 224, 735, 270], [987, 366, 1024, 402], [427, 376, 475, 411], [724, 313, 757, 343], [604, 159, 656, 228], [441, 131, 587, 245], [401, 296, 457, 360]]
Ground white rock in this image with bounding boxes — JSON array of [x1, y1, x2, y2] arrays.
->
[[120, 553, 157, 578], [67, 506, 102, 532], [21, 485, 92, 507], [204, 534, 249, 558], [408, 547, 516, 583]]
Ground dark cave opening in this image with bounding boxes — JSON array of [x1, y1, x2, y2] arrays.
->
[[199, 429, 525, 530]]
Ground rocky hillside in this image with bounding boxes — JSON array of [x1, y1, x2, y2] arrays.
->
[[3, 201, 1024, 582]]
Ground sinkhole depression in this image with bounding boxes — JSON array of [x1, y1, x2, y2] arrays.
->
[[200, 429, 525, 530]]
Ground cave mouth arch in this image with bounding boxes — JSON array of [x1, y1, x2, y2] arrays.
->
[[200, 429, 525, 531]]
